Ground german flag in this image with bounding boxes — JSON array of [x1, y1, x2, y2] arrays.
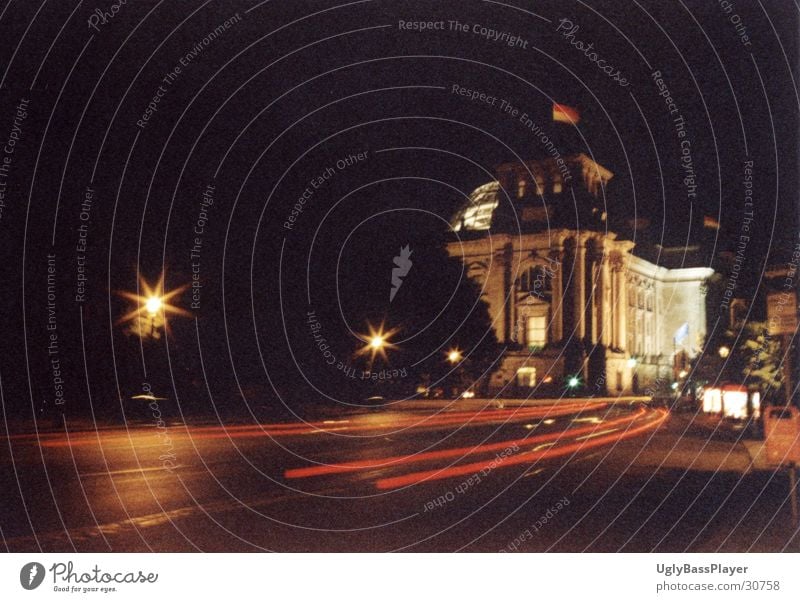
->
[[553, 103, 580, 125]]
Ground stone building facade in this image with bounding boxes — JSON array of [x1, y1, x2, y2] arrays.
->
[[447, 154, 713, 395]]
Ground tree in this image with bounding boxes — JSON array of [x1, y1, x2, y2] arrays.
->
[[739, 322, 782, 393], [690, 321, 782, 397]]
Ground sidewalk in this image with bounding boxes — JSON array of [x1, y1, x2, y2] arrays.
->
[[682, 412, 776, 471], [621, 411, 773, 474]]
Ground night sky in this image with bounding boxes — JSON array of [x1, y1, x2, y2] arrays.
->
[[0, 0, 797, 421]]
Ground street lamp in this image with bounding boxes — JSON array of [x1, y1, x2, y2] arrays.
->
[[357, 321, 398, 366], [567, 376, 580, 389], [116, 273, 189, 338], [145, 296, 163, 316], [447, 348, 462, 364], [369, 334, 386, 351], [718, 345, 730, 358]]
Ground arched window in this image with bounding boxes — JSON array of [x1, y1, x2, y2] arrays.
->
[[519, 266, 552, 299]]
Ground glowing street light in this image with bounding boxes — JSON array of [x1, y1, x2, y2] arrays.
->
[[447, 348, 463, 364], [117, 273, 189, 338], [567, 376, 580, 389], [718, 345, 730, 358], [145, 296, 163, 316], [356, 321, 398, 365]]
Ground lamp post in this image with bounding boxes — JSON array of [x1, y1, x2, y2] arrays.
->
[[357, 322, 398, 370], [116, 273, 189, 339], [145, 295, 163, 337], [447, 349, 462, 364], [369, 334, 386, 352]]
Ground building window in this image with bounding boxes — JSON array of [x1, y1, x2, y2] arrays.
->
[[519, 268, 534, 292], [519, 266, 552, 299], [645, 314, 654, 356], [627, 315, 635, 352], [516, 367, 536, 388], [517, 179, 527, 198], [526, 315, 547, 348], [635, 312, 644, 356]]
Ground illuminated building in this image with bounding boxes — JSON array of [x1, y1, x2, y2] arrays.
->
[[447, 153, 714, 395]]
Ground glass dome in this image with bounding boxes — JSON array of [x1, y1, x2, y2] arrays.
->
[[450, 182, 503, 232], [450, 154, 614, 233]]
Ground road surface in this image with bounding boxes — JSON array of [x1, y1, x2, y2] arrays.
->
[[1, 400, 797, 551]]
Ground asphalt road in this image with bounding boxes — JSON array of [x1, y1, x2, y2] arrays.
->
[[1, 401, 797, 552]]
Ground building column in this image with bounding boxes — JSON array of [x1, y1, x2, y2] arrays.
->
[[576, 237, 587, 341], [609, 253, 622, 349], [585, 238, 608, 346], [551, 248, 563, 342], [616, 262, 628, 352], [697, 280, 709, 351], [562, 237, 577, 340], [501, 243, 513, 343], [600, 251, 611, 347]]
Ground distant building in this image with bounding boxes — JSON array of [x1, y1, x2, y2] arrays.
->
[[447, 153, 714, 395]]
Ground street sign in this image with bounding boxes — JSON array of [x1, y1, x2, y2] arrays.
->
[[764, 405, 800, 465], [767, 291, 798, 336]]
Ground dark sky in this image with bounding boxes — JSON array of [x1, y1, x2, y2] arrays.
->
[[0, 0, 797, 419]]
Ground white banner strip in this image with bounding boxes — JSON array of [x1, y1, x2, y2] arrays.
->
[[1, 553, 798, 601]]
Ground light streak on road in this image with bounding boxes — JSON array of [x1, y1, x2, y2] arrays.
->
[[285, 408, 647, 479], [374, 409, 668, 490], [37, 403, 609, 448], [574, 428, 620, 441]]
